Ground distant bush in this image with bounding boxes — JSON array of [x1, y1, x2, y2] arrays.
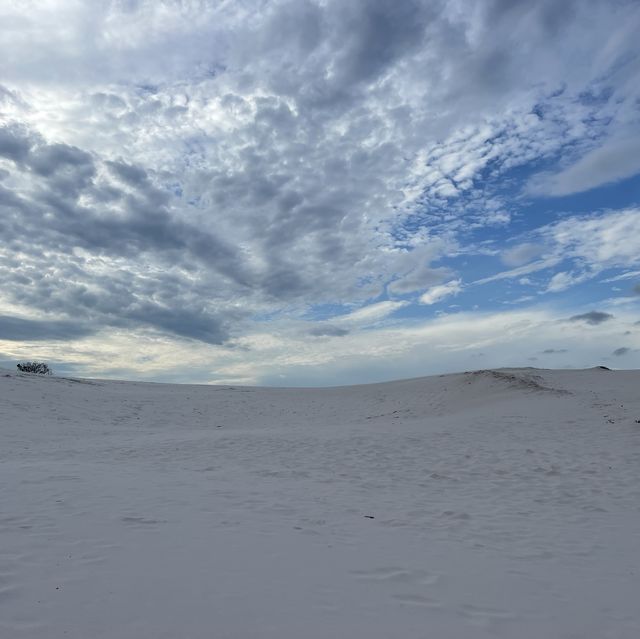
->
[[17, 361, 52, 375]]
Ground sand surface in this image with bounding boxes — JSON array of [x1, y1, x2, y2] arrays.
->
[[1, 367, 639, 638]]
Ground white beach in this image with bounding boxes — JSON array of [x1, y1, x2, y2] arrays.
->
[[1, 367, 639, 638]]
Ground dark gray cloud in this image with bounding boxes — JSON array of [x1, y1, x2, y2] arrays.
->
[[612, 347, 630, 356], [308, 325, 350, 337], [327, 0, 429, 93], [569, 311, 614, 325], [0, 122, 251, 343], [241, 0, 433, 112], [542, 348, 568, 354], [126, 304, 229, 344], [30, 143, 94, 178], [105, 160, 149, 187], [0, 315, 93, 341], [633, 283, 640, 294], [0, 123, 32, 164], [0, 130, 238, 270]]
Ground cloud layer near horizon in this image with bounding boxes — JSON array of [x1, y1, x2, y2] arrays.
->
[[1, 0, 639, 383]]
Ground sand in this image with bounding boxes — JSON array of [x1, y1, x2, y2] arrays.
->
[[1, 367, 639, 638]]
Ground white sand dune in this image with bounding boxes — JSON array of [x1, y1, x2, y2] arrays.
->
[[1, 367, 639, 638]]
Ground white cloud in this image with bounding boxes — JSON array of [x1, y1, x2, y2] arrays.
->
[[419, 279, 462, 305], [533, 134, 640, 197], [546, 271, 580, 293], [602, 270, 640, 283], [474, 257, 561, 285], [548, 208, 640, 269], [474, 208, 640, 295], [334, 301, 408, 326], [501, 243, 543, 267]]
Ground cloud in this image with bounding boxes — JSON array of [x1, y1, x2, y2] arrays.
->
[[542, 348, 568, 354], [479, 209, 640, 293], [385, 243, 452, 295], [223, 306, 640, 386], [334, 301, 407, 326], [546, 209, 640, 270], [602, 270, 640, 283], [569, 311, 614, 325], [533, 135, 640, 197], [2, 302, 637, 385], [308, 325, 350, 337], [0, 122, 260, 345], [105, 160, 149, 187], [474, 257, 562, 285], [387, 264, 450, 295], [30, 142, 94, 179], [612, 347, 630, 356], [501, 243, 543, 267], [0, 315, 93, 341], [633, 283, 640, 295], [0, 123, 32, 163], [1, 0, 640, 381], [125, 304, 230, 345], [419, 280, 462, 305], [546, 271, 579, 293]]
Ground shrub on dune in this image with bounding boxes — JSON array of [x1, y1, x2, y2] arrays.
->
[[17, 362, 52, 375]]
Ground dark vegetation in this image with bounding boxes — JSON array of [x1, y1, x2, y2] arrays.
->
[[17, 361, 52, 375]]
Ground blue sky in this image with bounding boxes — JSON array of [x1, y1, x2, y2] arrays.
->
[[0, 0, 639, 385]]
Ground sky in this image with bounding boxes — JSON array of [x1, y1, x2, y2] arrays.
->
[[0, 0, 639, 386]]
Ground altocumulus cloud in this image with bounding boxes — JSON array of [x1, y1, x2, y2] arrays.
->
[[0, 0, 639, 382]]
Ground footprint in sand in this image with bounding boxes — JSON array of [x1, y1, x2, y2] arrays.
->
[[392, 593, 441, 608], [0, 558, 22, 606], [120, 516, 166, 529], [0, 572, 19, 604], [459, 603, 516, 626], [351, 566, 441, 586], [351, 566, 443, 609]]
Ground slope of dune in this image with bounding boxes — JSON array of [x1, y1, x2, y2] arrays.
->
[[1, 367, 639, 638]]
